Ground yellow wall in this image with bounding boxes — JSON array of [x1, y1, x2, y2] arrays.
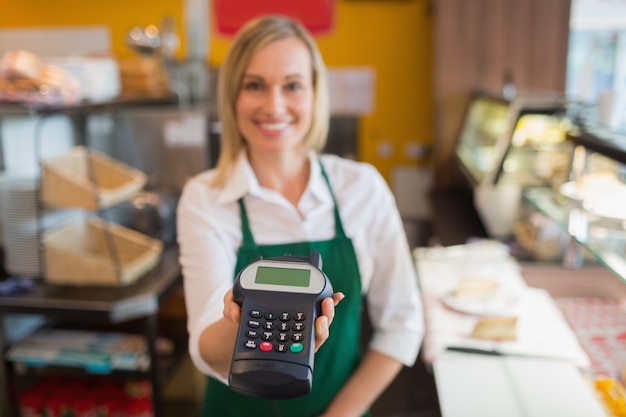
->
[[0, 0, 432, 180], [0, 0, 186, 57]]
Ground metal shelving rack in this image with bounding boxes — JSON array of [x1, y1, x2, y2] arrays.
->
[[0, 99, 184, 417]]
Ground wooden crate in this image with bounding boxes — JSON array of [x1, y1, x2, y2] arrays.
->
[[41, 146, 147, 210], [43, 217, 163, 286]]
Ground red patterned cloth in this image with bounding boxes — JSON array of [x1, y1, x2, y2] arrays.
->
[[556, 297, 626, 379]]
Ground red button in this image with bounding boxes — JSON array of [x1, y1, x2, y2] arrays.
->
[[260, 342, 273, 352]]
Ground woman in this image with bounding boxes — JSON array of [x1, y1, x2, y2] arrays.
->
[[177, 15, 424, 417]]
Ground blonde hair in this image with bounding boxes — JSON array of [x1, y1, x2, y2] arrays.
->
[[212, 15, 330, 186]]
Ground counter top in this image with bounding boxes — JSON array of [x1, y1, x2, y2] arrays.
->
[[413, 241, 590, 367], [414, 241, 610, 417], [434, 351, 606, 417]]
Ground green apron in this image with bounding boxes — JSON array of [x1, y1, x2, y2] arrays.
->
[[202, 164, 365, 417]]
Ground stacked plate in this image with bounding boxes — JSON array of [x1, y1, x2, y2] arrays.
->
[[0, 174, 81, 276]]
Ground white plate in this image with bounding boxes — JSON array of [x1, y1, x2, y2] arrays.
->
[[441, 290, 521, 317], [584, 197, 626, 220], [560, 179, 626, 203], [558, 181, 586, 201]]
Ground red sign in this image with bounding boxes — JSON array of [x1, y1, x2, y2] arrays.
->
[[213, 0, 335, 36]]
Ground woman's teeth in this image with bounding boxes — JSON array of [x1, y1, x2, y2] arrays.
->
[[260, 122, 288, 130]]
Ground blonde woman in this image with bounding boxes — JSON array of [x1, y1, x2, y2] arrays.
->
[[177, 15, 424, 417]]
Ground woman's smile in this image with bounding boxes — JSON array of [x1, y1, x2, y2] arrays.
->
[[256, 120, 292, 137]]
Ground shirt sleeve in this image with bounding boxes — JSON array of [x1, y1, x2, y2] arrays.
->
[[360, 166, 425, 366], [177, 175, 236, 384]]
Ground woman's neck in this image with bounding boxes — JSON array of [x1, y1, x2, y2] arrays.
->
[[248, 148, 311, 209]]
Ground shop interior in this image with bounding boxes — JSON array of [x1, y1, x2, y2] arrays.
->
[[1, 0, 626, 416]]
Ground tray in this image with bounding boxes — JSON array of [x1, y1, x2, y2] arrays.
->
[[41, 146, 147, 210], [42, 217, 163, 286]]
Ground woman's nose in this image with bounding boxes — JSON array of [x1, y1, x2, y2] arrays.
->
[[263, 87, 286, 113]]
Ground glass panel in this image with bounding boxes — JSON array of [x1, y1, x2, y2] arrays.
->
[[455, 96, 509, 184], [525, 187, 626, 282], [498, 113, 572, 188]]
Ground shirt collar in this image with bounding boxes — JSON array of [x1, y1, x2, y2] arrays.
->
[[215, 150, 330, 206]]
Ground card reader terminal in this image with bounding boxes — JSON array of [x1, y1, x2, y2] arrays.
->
[[228, 251, 333, 399]]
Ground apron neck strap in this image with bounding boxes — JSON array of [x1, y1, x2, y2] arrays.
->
[[319, 162, 347, 239], [238, 198, 256, 247], [237, 160, 348, 248]]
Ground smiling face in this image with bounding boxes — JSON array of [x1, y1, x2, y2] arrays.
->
[[235, 36, 314, 158]]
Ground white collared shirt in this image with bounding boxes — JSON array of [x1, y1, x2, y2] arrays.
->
[[177, 151, 424, 383]]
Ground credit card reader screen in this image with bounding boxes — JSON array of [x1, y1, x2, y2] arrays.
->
[[228, 251, 333, 399]]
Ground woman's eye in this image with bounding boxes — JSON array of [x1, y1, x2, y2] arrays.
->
[[286, 82, 302, 92], [243, 81, 263, 91]]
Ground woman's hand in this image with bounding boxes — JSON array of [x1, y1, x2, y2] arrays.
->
[[222, 289, 345, 352], [314, 292, 345, 351], [223, 288, 242, 324]]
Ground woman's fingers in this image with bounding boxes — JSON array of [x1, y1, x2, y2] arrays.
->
[[314, 315, 330, 351], [314, 292, 345, 351], [223, 289, 241, 324], [331, 292, 345, 307]]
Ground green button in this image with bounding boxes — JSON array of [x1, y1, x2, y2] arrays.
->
[[290, 343, 303, 353]]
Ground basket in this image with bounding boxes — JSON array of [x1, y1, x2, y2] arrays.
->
[[41, 146, 148, 210], [42, 217, 163, 286]]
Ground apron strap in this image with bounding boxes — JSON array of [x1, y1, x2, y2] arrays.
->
[[238, 198, 257, 247], [319, 162, 348, 239], [237, 160, 348, 247]]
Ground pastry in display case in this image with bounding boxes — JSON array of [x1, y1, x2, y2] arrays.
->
[[524, 125, 626, 275], [562, 128, 626, 268], [561, 127, 626, 218], [453, 91, 571, 239]]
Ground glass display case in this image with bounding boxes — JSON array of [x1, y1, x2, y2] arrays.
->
[[524, 126, 626, 280], [453, 92, 571, 238]]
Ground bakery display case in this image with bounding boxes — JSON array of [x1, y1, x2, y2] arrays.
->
[[444, 92, 571, 240], [455, 93, 571, 189], [524, 126, 626, 279]]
